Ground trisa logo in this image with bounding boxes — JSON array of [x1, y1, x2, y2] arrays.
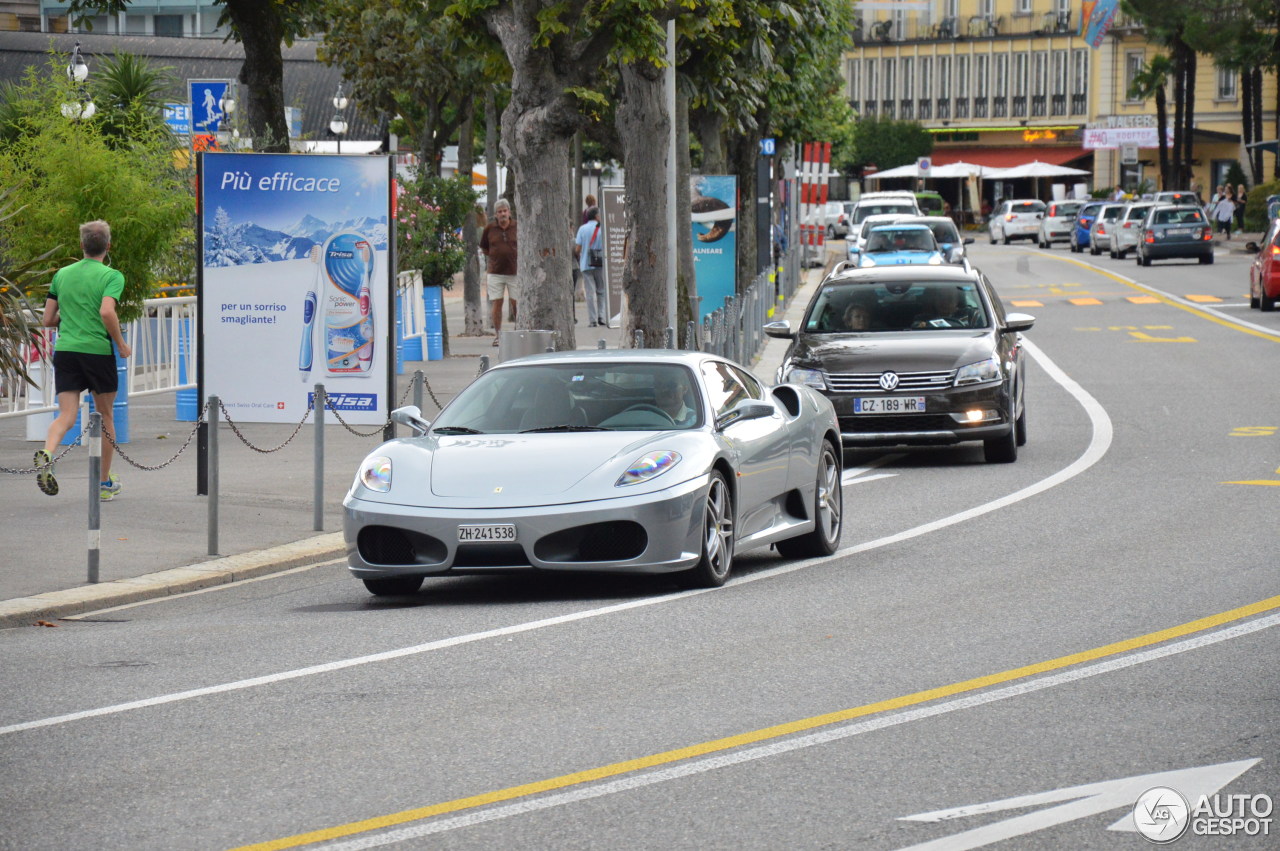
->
[[308, 392, 376, 411], [328, 249, 355, 259], [1134, 787, 1273, 843]]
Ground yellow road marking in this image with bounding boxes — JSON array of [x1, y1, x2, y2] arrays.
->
[[1186, 294, 1223, 303], [231, 594, 1280, 851], [1069, 297, 1103, 306], [1043, 254, 1280, 342], [1126, 296, 1160, 304], [1010, 300, 1043, 307], [1129, 331, 1197, 343], [1223, 480, 1280, 486], [1230, 427, 1279, 437]]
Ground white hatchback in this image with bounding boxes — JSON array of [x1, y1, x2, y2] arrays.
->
[[1037, 200, 1083, 248], [988, 199, 1046, 244]]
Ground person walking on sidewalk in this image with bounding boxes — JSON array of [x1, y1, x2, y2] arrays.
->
[[479, 198, 518, 346], [1211, 191, 1237, 238], [35, 220, 133, 500], [574, 206, 609, 327]]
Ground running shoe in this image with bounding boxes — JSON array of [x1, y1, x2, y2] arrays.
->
[[34, 449, 58, 496], [99, 473, 121, 501]]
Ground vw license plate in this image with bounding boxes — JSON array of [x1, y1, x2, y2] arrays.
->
[[854, 397, 926, 414], [458, 524, 517, 542]]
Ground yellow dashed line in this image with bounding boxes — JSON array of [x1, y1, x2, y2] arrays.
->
[[1186, 294, 1223, 303], [1069, 298, 1104, 306], [1126, 296, 1160, 304], [1010, 300, 1043, 307]]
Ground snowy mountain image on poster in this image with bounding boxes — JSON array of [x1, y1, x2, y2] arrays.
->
[[202, 153, 389, 268]]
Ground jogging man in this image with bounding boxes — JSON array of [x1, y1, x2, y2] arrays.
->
[[35, 220, 133, 500]]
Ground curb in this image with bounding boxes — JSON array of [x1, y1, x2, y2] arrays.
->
[[0, 533, 344, 630]]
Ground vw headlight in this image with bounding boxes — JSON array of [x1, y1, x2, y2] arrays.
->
[[617, 450, 681, 487], [955, 356, 1002, 386], [859, 254, 877, 267], [359, 455, 392, 492], [784, 367, 827, 390]]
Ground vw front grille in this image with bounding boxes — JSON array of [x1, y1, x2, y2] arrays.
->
[[826, 369, 956, 393]]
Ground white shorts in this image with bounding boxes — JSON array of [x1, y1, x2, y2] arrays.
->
[[487, 273, 518, 301]]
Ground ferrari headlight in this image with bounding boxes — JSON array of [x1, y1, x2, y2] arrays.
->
[[616, 450, 681, 487], [359, 455, 392, 492], [784, 367, 827, 390], [955, 356, 1002, 386]]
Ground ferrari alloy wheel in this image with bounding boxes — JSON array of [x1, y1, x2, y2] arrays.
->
[[362, 575, 424, 596], [777, 440, 843, 558], [678, 471, 735, 588]]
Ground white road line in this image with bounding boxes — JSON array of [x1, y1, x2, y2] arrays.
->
[[0, 340, 1110, 738], [316, 612, 1280, 849]]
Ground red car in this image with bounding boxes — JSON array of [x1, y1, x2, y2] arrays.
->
[[1249, 219, 1280, 311]]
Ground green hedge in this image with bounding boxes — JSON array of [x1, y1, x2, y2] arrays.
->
[[1244, 180, 1280, 232]]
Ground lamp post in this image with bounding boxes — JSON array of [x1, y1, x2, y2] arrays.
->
[[216, 86, 237, 149], [330, 83, 349, 154], [60, 41, 95, 120]]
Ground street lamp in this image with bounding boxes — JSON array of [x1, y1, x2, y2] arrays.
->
[[217, 86, 238, 149], [60, 41, 95, 120], [330, 82, 349, 154]]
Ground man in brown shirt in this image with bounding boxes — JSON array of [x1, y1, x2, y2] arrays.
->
[[479, 198, 517, 345]]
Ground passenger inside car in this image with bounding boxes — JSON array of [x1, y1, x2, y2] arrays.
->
[[843, 302, 872, 331]]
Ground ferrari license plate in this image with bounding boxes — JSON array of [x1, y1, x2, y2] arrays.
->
[[854, 396, 926, 414], [458, 524, 517, 542]]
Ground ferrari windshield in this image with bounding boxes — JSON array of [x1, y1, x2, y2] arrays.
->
[[805, 280, 989, 333], [432, 363, 704, 434]]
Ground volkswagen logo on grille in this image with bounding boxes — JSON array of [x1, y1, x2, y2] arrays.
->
[[878, 371, 900, 391]]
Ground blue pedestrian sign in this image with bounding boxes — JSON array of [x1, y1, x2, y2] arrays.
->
[[189, 79, 230, 134], [759, 138, 776, 156]]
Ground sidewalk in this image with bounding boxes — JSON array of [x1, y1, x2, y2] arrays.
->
[[0, 262, 829, 628]]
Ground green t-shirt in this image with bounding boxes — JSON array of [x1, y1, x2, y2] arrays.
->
[[49, 258, 126, 355]]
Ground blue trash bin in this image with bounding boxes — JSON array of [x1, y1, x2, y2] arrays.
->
[[424, 285, 444, 361]]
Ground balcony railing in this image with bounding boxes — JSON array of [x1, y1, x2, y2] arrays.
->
[[851, 12, 1081, 44], [1051, 93, 1067, 116], [918, 99, 931, 119], [900, 99, 913, 120], [1012, 95, 1027, 117], [954, 98, 969, 119], [992, 96, 1008, 118], [973, 98, 988, 119], [1031, 94, 1047, 117], [1070, 93, 1087, 114], [936, 98, 950, 120]]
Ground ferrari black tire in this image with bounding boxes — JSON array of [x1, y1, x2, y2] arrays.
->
[[676, 471, 735, 588], [363, 575, 424, 596], [776, 441, 842, 559]]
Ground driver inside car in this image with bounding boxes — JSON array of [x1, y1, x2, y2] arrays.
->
[[911, 286, 980, 329], [654, 375, 697, 427]]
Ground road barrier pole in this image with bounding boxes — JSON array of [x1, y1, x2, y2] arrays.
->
[[412, 370, 424, 414], [314, 384, 325, 532], [207, 396, 219, 555], [87, 411, 101, 583]]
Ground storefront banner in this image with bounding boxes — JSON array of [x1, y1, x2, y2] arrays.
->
[[199, 152, 393, 424], [1084, 127, 1175, 149], [690, 175, 737, 320]]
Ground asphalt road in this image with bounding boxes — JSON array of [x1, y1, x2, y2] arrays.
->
[[2, 241, 1278, 851]]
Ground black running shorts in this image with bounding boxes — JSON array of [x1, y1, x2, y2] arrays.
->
[[53, 350, 118, 395]]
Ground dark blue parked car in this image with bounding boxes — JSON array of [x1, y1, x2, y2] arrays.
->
[[1070, 202, 1106, 253]]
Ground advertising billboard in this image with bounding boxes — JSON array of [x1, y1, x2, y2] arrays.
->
[[198, 152, 394, 425], [690, 175, 737, 319]]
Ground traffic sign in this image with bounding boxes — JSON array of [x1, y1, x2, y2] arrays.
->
[[759, 138, 776, 156], [917, 156, 932, 175]]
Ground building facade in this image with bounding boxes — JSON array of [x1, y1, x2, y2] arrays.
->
[[848, 0, 1276, 199]]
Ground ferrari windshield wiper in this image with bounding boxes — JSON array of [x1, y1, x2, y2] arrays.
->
[[520, 425, 608, 433], [432, 426, 483, 434]]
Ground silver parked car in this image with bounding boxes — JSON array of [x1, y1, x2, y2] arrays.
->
[[899, 215, 974, 264], [1036, 200, 1083, 248], [988, 199, 1046, 244], [345, 351, 843, 595], [1109, 201, 1156, 259], [1087, 203, 1126, 256]]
